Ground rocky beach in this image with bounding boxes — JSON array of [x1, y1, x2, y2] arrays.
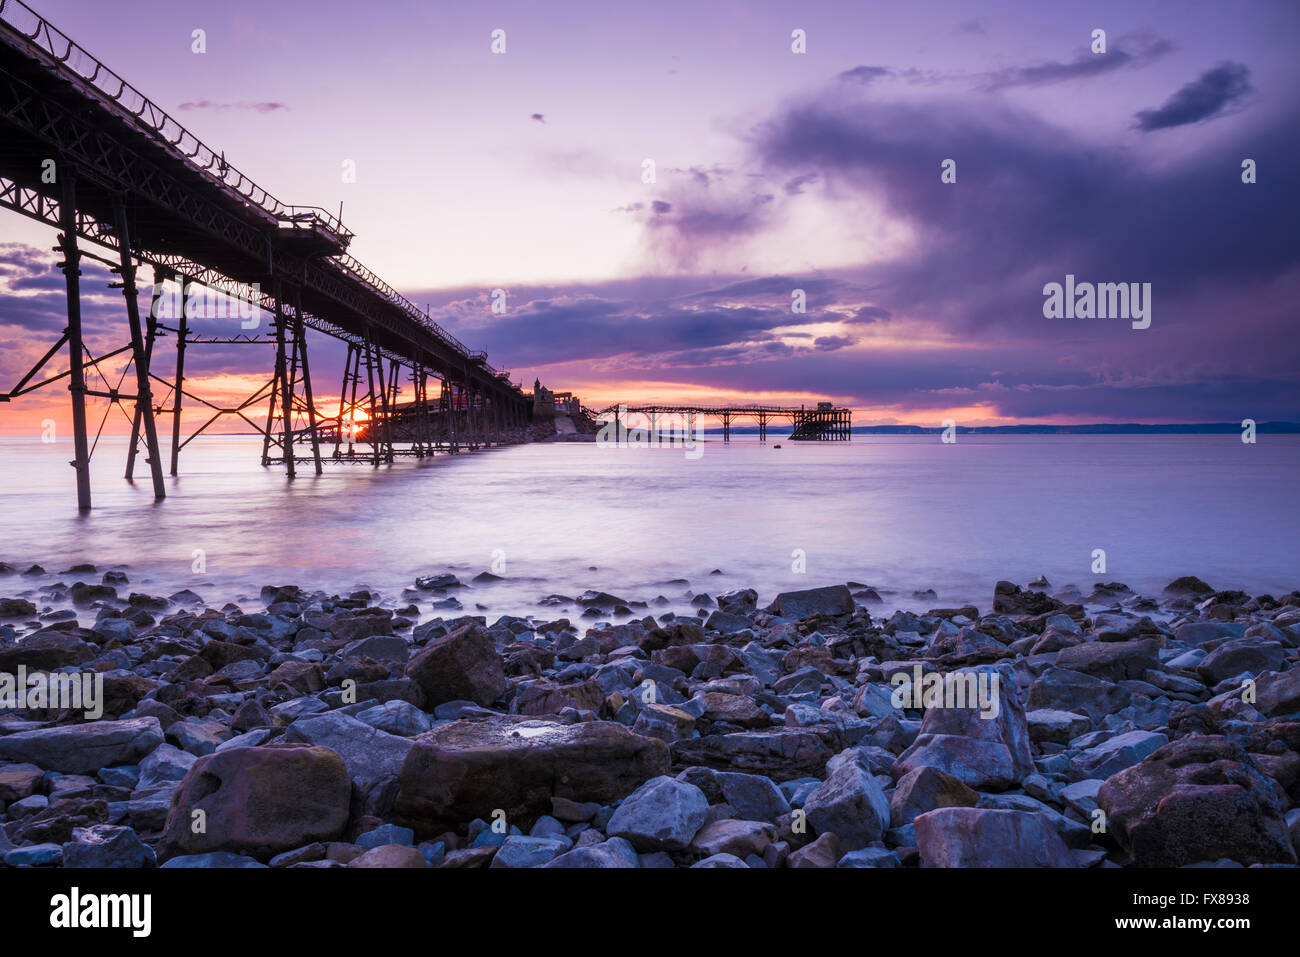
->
[[1, 564, 1298, 869]]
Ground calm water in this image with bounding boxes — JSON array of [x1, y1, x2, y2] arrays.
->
[[0, 434, 1296, 617]]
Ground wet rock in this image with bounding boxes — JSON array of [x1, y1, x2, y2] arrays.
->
[[160, 744, 351, 860], [1097, 735, 1297, 867], [1164, 576, 1215, 596], [915, 807, 1077, 867], [0, 632, 93, 671], [766, 585, 853, 619], [993, 581, 1062, 617], [393, 716, 668, 836]]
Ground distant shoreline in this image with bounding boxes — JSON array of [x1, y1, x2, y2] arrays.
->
[[2, 422, 1297, 440]]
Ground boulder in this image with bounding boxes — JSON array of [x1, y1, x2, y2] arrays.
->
[[393, 717, 668, 836], [915, 807, 1077, 867], [1027, 666, 1132, 724], [890, 765, 979, 827], [1097, 735, 1297, 867], [160, 744, 351, 860], [1069, 730, 1168, 780], [670, 730, 832, 780], [0, 717, 163, 774], [1054, 639, 1160, 682], [765, 585, 854, 619], [606, 776, 708, 850], [803, 749, 890, 849], [1197, 639, 1286, 685], [892, 665, 1034, 790], [61, 824, 156, 868], [404, 624, 506, 708]]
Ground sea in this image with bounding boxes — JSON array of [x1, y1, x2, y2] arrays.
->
[[1, 433, 1296, 618]]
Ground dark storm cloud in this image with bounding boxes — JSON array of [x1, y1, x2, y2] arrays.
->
[[1134, 62, 1253, 131]]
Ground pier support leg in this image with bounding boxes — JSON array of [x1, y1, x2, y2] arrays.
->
[[292, 291, 323, 475], [58, 174, 92, 511], [113, 201, 166, 500], [169, 272, 187, 475]]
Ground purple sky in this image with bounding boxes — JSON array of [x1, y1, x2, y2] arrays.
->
[[3, 0, 1298, 427]]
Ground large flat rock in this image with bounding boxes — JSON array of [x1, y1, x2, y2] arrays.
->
[[393, 716, 668, 836]]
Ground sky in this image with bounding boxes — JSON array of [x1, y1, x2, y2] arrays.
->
[[2, 0, 1298, 436]]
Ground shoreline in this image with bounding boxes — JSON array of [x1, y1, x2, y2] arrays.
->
[[1, 565, 1297, 869]]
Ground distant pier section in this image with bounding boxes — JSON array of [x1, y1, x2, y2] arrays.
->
[[597, 402, 852, 441]]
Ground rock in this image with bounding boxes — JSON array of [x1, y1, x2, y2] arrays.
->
[[160, 744, 351, 860], [670, 730, 832, 780], [1069, 730, 1168, 780], [606, 776, 708, 850], [0, 632, 92, 671], [354, 700, 434, 737], [1164, 576, 1214, 596], [1097, 735, 1297, 867], [284, 711, 413, 807], [490, 835, 570, 868], [838, 847, 901, 867], [893, 664, 1034, 790], [1054, 639, 1161, 682], [347, 845, 428, 868], [1028, 666, 1132, 724], [803, 750, 890, 849], [160, 852, 267, 868], [698, 691, 770, 728], [542, 836, 639, 868], [889, 766, 979, 827], [167, 716, 232, 757], [0, 763, 43, 802], [1026, 709, 1091, 745], [404, 623, 506, 708], [0, 718, 163, 774], [766, 585, 853, 619], [1197, 639, 1286, 685], [393, 717, 669, 836], [4, 843, 63, 867], [690, 852, 747, 868], [137, 743, 197, 791], [1255, 669, 1300, 717], [915, 807, 1077, 867], [61, 824, 156, 868], [787, 832, 841, 868], [689, 819, 774, 859], [355, 824, 415, 849], [992, 581, 1062, 616], [632, 703, 696, 743]]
